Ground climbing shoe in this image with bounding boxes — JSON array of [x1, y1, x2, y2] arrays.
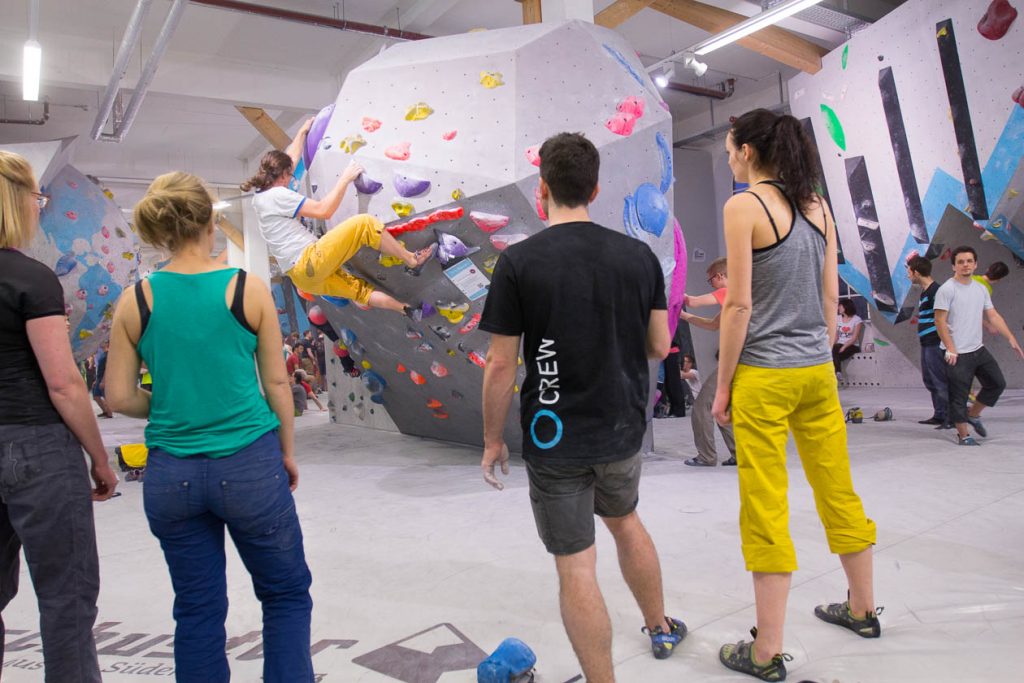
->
[[684, 457, 714, 467], [722, 456, 737, 466], [844, 407, 863, 424], [957, 434, 980, 446], [719, 628, 792, 681], [814, 594, 883, 638], [966, 416, 987, 438], [642, 616, 687, 660]]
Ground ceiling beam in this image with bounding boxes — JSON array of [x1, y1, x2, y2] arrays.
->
[[518, 0, 543, 25], [216, 215, 245, 249], [235, 106, 291, 151], [595, 0, 656, 28], [650, 0, 827, 74]]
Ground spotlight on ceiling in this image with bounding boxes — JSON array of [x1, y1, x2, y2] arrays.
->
[[683, 52, 708, 77], [654, 63, 676, 88]]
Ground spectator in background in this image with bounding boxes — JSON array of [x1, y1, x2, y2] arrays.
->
[[92, 340, 113, 418], [286, 342, 305, 376], [832, 299, 863, 383], [296, 371, 326, 412], [972, 260, 1008, 295], [680, 354, 701, 406], [290, 371, 308, 416], [1, 149, 118, 682], [906, 256, 948, 427], [313, 332, 327, 392]]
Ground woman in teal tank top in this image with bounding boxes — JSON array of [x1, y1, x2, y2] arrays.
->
[[105, 172, 313, 683], [712, 110, 879, 682]]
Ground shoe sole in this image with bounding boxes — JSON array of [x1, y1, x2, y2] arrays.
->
[[814, 609, 881, 638], [684, 460, 714, 467]]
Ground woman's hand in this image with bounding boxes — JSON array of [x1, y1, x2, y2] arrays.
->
[[283, 455, 299, 491], [340, 160, 365, 185]]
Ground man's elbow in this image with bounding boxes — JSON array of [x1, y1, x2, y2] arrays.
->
[[648, 340, 671, 360]]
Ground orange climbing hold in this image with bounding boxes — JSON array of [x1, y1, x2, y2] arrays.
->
[[426, 399, 443, 409], [410, 371, 427, 385]]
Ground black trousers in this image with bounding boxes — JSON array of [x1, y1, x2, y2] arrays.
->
[[662, 351, 687, 417], [945, 346, 1006, 424], [832, 343, 860, 373]]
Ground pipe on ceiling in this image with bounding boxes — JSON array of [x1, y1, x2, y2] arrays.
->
[[0, 100, 50, 125], [90, 0, 154, 140], [665, 78, 735, 100], [188, 0, 433, 41]]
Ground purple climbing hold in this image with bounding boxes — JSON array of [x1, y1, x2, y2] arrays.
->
[[303, 103, 335, 169], [668, 218, 687, 337], [353, 173, 383, 195], [393, 172, 432, 198], [435, 229, 480, 265]]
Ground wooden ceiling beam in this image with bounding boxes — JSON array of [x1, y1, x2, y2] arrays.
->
[[595, 0, 657, 28], [235, 105, 291, 151], [518, 0, 543, 25], [650, 0, 827, 74]]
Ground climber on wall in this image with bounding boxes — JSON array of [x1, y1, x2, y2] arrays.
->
[[241, 118, 436, 319]]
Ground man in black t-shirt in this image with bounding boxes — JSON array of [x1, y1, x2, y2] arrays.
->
[[907, 256, 948, 426], [479, 132, 686, 679]]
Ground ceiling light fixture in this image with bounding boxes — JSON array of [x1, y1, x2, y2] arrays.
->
[[692, 0, 825, 56], [23, 0, 41, 101], [683, 52, 708, 77]]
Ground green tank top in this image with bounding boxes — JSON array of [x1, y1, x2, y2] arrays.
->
[[138, 269, 279, 458]]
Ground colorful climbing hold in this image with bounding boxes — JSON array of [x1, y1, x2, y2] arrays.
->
[[385, 142, 411, 161], [436, 229, 480, 264], [482, 255, 498, 274], [361, 360, 372, 369], [361, 117, 381, 133], [467, 351, 486, 368], [632, 183, 669, 237], [432, 411, 449, 419], [490, 234, 528, 251], [606, 111, 638, 136], [304, 103, 335, 167], [469, 211, 510, 233], [430, 361, 448, 378], [459, 313, 481, 334], [447, 349, 456, 357], [820, 104, 847, 151], [296, 288, 315, 302], [426, 399, 443, 409], [339, 135, 366, 154], [405, 326, 423, 340], [617, 96, 645, 119], [525, 145, 541, 167], [354, 174, 383, 195], [387, 207, 464, 237], [978, 0, 1018, 40], [841, 44, 849, 70], [322, 295, 350, 307], [437, 301, 470, 324], [54, 253, 77, 277], [409, 371, 427, 385], [480, 71, 504, 88], [452, 189, 464, 200], [431, 325, 452, 340], [340, 328, 358, 347], [307, 306, 327, 325], [404, 102, 434, 121], [1014, 86, 1024, 108], [873, 338, 891, 347], [333, 342, 349, 358], [535, 185, 548, 220], [442, 130, 458, 141], [416, 342, 435, 353], [396, 363, 407, 373], [656, 131, 673, 194], [393, 172, 432, 198], [391, 201, 415, 218]]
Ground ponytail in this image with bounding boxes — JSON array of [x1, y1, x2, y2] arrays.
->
[[730, 109, 820, 210], [241, 150, 293, 193], [134, 172, 213, 253]]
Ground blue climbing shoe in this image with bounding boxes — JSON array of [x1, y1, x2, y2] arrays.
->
[[642, 616, 687, 660], [966, 416, 987, 438]]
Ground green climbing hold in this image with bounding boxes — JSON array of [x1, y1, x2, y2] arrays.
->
[[873, 337, 890, 347], [841, 45, 848, 70], [348, 392, 356, 401], [820, 104, 847, 151]]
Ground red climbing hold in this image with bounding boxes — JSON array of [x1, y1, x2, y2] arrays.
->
[[1013, 85, 1024, 107], [307, 306, 327, 325], [979, 0, 1018, 39], [396, 363, 407, 373], [606, 111, 637, 136], [617, 96, 645, 119], [426, 399, 443, 409], [534, 185, 548, 220], [296, 288, 315, 302], [386, 207, 465, 237], [410, 371, 427, 385], [433, 410, 449, 419], [459, 313, 481, 334], [467, 351, 486, 369]]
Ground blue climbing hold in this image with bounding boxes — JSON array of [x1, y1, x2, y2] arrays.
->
[[361, 370, 387, 395], [634, 183, 669, 237], [339, 328, 358, 347], [477, 638, 536, 683], [656, 131, 673, 194]]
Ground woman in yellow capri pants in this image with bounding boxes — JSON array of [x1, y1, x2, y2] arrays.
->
[[710, 109, 880, 682], [241, 118, 434, 316]]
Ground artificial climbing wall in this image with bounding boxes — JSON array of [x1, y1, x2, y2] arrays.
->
[[1, 138, 141, 361], [789, 0, 1023, 327], [303, 20, 682, 447]]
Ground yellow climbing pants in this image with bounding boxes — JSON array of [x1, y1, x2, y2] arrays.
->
[[731, 362, 876, 573], [287, 213, 384, 305]]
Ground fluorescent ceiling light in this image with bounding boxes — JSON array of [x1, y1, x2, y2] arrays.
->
[[654, 69, 669, 88], [23, 40, 41, 101], [693, 0, 824, 56]]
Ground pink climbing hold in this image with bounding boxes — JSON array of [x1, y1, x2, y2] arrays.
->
[[65, 210, 78, 221], [385, 141, 411, 161], [442, 130, 457, 141], [525, 145, 541, 167], [307, 305, 327, 325], [430, 361, 448, 378], [101, 226, 110, 238], [467, 351, 486, 369], [605, 112, 637, 136], [490, 234, 528, 251], [534, 185, 548, 220], [362, 117, 381, 132], [459, 313, 481, 335], [978, 0, 1018, 40], [1013, 85, 1024, 107], [409, 371, 427, 385], [617, 96, 645, 119], [469, 211, 510, 233]]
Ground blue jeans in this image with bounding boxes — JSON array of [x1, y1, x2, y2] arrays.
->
[[920, 345, 948, 420], [144, 431, 313, 683]]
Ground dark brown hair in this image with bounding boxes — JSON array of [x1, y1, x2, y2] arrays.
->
[[985, 261, 1009, 281], [539, 132, 600, 208], [838, 298, 857, 317], [241, 150, 293, 193], [730, 109, 819, 210], [907, 255, 932, 277]]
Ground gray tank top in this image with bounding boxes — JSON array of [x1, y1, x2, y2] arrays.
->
[[739, 182, 832, 369]]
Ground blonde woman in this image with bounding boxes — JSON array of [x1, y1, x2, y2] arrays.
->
[[106, 172, 313, 682], [0, 150, 117, 682]]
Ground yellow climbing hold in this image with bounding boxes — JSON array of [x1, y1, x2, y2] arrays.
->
[[392, 201, 414, 218], [122, 251, 135, 260], [339, 134, 366, 154], [517, 356, 523, 366], [480, 71, 504, 88], [437, 302, 469, 324], [514, 384, 519, 393], [404, 102, 434, 121], [1009, 189, 1020, 198], [78, 329, 93, 339], [380, 240, 407, 267], [483, 254, 498, 274], [361, 360, 372, 369], [452, 189, 463, 200], [980, 230, 998, 241], [937, 26, 948, 38], [992, 218, 1003, 228]]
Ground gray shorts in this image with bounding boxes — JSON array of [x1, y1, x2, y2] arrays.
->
[[525, 452, 642, 556]]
